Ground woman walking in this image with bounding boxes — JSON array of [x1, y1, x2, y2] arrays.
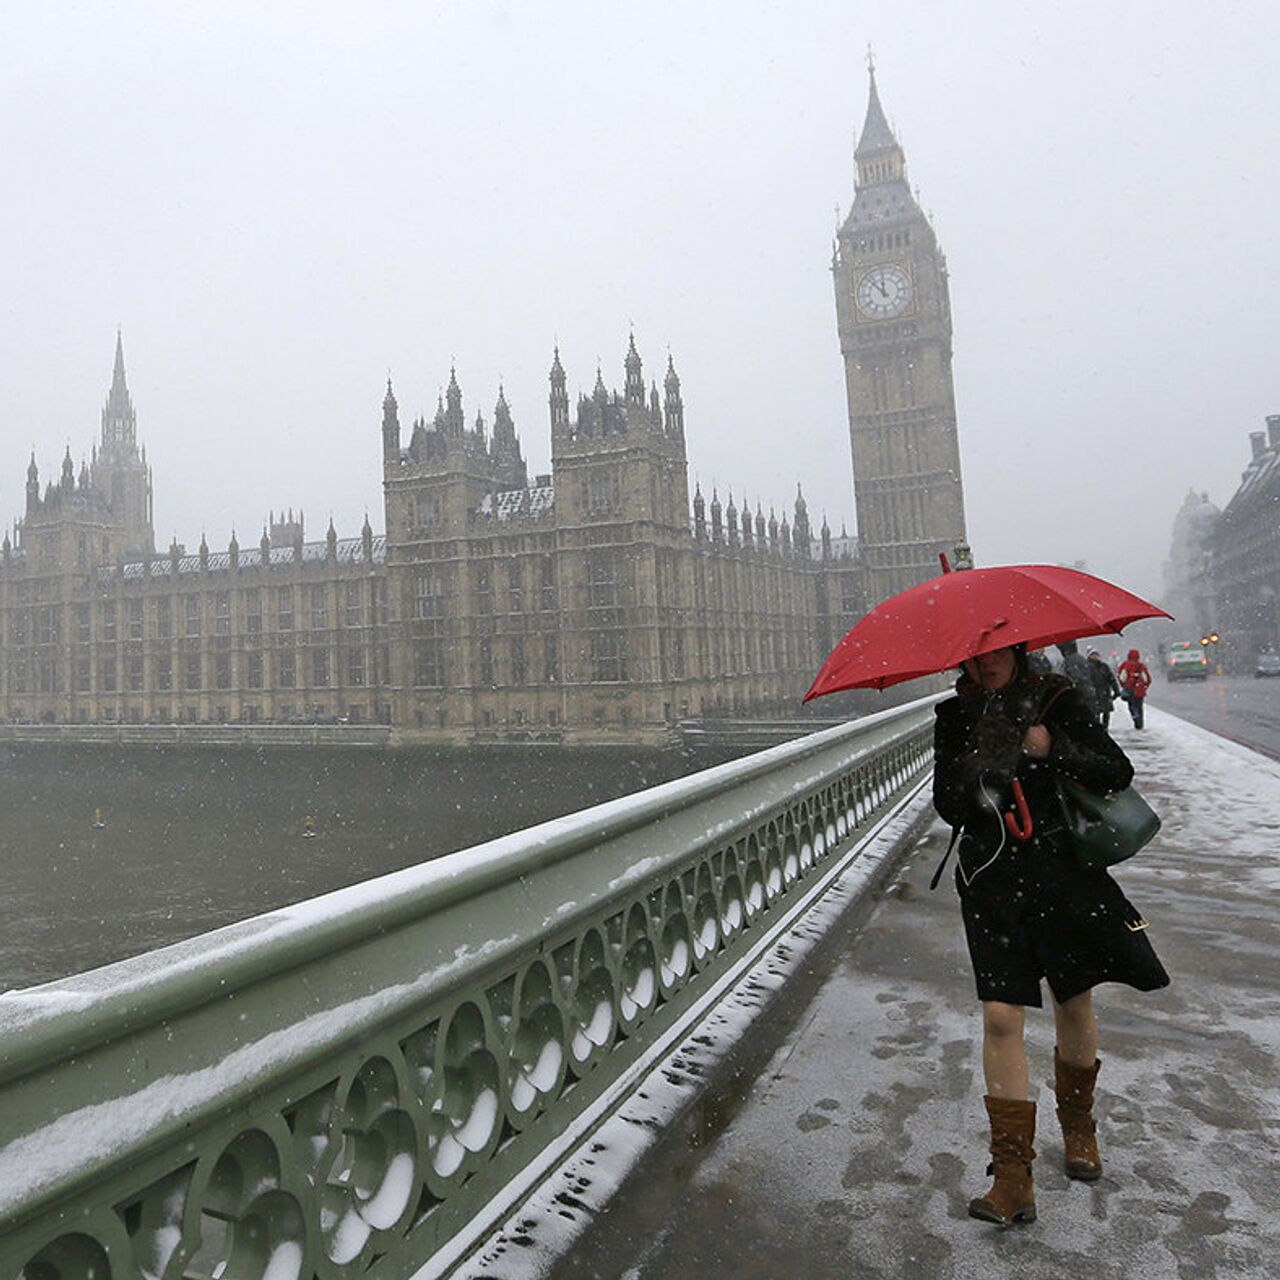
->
[[932, 644, 1169, 1227], [1117, 648, 1152, 729]]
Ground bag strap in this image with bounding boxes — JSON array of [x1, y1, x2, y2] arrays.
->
[[1037, 684, 1069, 723], [930, 825, 962, 891]]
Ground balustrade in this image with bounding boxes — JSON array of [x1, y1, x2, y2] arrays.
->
[[0, 695, 940, 1280]]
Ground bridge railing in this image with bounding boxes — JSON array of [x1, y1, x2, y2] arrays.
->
[[0, 694, 942, 1280]]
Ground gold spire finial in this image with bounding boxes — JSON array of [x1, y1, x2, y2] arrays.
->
[[866, 44, 876, 78]]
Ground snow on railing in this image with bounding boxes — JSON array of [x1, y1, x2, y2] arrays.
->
[[0, 695, 941, 1280]]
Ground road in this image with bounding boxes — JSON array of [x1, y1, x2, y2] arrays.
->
[[1141, 672, 1280, 761]]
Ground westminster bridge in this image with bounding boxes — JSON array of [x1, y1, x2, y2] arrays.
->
[[1, 691, 1276, 1279]]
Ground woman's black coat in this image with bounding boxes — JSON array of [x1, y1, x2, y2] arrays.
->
[[932, 669, 1168, 1005], [933, 670, 1133, 859]]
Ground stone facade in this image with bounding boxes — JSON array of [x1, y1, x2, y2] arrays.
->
[[833, 64, 968, 603], [0, 336, 863, 743], [1211, 416, 1280, 664], [1162, 490, 1219, 641]]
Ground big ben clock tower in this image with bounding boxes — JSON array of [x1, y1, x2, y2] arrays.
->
[[833, 59, 968, 603]]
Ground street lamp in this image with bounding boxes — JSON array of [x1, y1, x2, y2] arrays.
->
[[1200, 632, 1222, 675]]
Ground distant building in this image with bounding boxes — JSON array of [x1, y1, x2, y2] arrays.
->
[[0, 335, 865, 742], [1, 68, 978, 740], [833, 60, 969, 602], [1162, 490, 1219, 639], [1211, 416, 1280, 663]]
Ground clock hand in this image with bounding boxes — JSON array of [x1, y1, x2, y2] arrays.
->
[[875, 278, 889, 298]]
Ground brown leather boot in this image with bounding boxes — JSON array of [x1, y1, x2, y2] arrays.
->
[[968, 1096, 1037, 1226], [1055, 1048, 1102, 1181]]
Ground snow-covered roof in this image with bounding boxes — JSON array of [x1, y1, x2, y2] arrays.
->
[[96, 535, 386, 585], [477, 484, 555, 522]]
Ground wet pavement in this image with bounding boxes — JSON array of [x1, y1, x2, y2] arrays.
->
[[549, 709, 1280, 1279], [1148, 673, 1280, 762]]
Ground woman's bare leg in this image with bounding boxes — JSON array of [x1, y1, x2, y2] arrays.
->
[[1051, 989, 1098, 1067], [981, 1001, 1028, 1098]]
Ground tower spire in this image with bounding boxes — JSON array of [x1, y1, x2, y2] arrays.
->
[[101, 330, 137, 449], [854, 58, 905, 187]]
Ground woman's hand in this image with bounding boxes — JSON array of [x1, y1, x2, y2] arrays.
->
[[1022, 724, 1051, 759]]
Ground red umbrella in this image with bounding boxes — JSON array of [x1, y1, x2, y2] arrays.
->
[[804, 562, 1170, 700]]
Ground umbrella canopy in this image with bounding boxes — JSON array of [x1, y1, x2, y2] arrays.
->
[[804, 563, 1171, 699]]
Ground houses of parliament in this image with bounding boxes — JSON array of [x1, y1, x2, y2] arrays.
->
[[0, 71, 967, 744]]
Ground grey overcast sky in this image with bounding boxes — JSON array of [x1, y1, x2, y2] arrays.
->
[[2, 1, 1277, 599]]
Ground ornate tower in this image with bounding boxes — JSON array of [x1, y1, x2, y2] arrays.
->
[[91, 331, 155, 557], [833, 60, 967, 603]]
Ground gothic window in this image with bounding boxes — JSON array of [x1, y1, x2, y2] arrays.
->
[[38, 607, 55, 646], [347, 647, 366, 687], [129, 656, 145, 691], [586, 550, 622, 610], [156, 655, 172, 691], [672, 632, 686, 678], [77, 535, 87, 569], [247, 652, 263, 690], [215, 592, 231, 636], [75, 605, 90, 643], [310, 585, 327, 631], [215, 653, 231, 690], [590, 630, 628, 683], [585, 469, 621, 516], [312, 648, 330, 687], [507, 560, 523, 612], [183, 653, 201, 691], [540, 556, 557, 611], [374, 580, 388, 625], [479, 637, 494, 685], [101, 657, 117, 692], [277, 587, 294, 631], [511, 636, 526, 686], [413, 569, 445, 619], [544, 634, 559, 683], [414, 639, 444, 688], [476, 567, 493, 616], [345, 582, 362, 628], [246, 589, 262, 634], [184, 595, 200, 638], [416, 491, 440, 527], [101, 602, 117, 642], [156, 598, 172, 640], [278, 650, 296, 689], [76, 656, 90, 692]]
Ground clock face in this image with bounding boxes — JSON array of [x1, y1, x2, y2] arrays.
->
[[855, 264, 913, 320]]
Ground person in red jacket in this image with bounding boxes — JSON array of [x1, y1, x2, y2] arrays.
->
[[1117, 648, 1152, 728]]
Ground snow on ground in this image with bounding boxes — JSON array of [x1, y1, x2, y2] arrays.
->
[[441, 783, 937, 1279], [482, 707, 1280, 1280]]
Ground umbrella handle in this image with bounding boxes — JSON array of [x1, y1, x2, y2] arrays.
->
[[1003, 778, 1034, 841]]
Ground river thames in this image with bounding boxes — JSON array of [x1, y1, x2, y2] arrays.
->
[[0, 744, 700, 990]]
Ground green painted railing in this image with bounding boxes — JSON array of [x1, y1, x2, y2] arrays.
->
[[0, 695, 941, 1280]]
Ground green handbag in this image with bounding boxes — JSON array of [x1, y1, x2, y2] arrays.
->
[[1054, 776, 1161, 870]]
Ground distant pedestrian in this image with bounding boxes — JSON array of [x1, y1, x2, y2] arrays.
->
[[1026, 648, 1052, 675], [1118, 648, 1152, 729], [1056, 641, 1099, 717], [1086, 648, 1121, 729], [933, 644, 1169, 1228]]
